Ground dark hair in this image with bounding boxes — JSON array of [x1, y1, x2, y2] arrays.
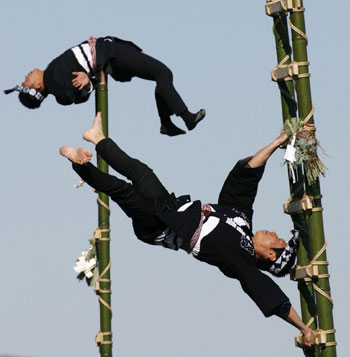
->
[[18, 92, 43, 109], [256, 248, 284, 272]]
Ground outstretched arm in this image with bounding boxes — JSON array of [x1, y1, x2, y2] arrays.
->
[[285, 306, 313, 347], [218, 132, 288, 209], [248, 133, 288, 168]]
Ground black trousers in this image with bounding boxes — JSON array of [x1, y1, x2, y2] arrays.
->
[[73, 138, 170, 242], [113, 42, 188, 117]]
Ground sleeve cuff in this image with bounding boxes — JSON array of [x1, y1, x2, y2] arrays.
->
[[273, 300, 291, 319], [87, 81, 94, 93], [236, 156, 266, 178]]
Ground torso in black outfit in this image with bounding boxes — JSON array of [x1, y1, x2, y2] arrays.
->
[[154, 158, 289, 317], [43, 37, 142, 105]]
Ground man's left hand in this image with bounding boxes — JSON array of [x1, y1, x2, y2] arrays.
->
[[275, 132, 289, 147], [302, 328, 314, 348]]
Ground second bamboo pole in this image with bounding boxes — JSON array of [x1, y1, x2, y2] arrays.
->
[[96, 70, 113, 357]]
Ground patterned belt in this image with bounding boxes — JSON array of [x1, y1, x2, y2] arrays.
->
[[189, 204, 212, 250], [88, 35, 97, 69]]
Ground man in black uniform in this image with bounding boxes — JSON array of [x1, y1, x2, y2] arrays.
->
[[5, 36, 205, 137], [60, 113, 313, 348]]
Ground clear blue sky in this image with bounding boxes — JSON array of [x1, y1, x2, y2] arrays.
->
[[1, 1, 348, 356]]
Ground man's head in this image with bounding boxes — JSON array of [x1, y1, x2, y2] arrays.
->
[[4, 68, 46, 109], [22, 68, 44, 90], [253, 230, 299, 277], [19, 68, 46, 109]]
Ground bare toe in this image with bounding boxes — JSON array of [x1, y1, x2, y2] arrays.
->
[[60, 146, 92, 164]]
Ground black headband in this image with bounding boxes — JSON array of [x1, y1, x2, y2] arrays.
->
[[4, 85, 45, 102], [268, 230, 299, 276]]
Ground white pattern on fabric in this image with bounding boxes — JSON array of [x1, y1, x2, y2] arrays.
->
[[177, 201, 193, 212], [225, 216, 255, 256], [233, 217, 249, 228], [230, 208, 250, 229], [71, 44, 93, 74], [88, 36, 97, 69], [155, 227, 181, 250], [192, 216, 220, 256]]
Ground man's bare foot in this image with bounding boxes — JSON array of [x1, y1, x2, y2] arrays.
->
[[83, 112, 106, 145], [59, 146, 93, 164]]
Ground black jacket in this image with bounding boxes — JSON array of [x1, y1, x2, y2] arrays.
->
[[155, 158, 290, 317], [43, 36, 142, 105]]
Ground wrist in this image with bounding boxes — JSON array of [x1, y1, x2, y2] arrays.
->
[[275, 133, 289, 147], [273, 138, 284, 148], [300, 326, 312, 334], [267, 140, 280, 153], [84, 81, 93, 93]]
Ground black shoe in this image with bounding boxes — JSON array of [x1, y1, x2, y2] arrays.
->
[[160, 123, 186, 137], [184, 109, 206, 130]]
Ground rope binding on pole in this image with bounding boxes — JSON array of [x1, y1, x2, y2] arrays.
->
[[295, 329, 337, 348], [271, 61, 310, 82], [283, 193, 323, 214], [290, 242, 334, 305], [95, 331, 113, 346], [265, 0, 304, 17], [291, 241, 336, 351], [93, 228, 112, 313], [265, 1, 336, 353], [93, 227, 113, 348]]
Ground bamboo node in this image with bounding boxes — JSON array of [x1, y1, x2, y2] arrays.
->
[[95, 331, 113, 346]]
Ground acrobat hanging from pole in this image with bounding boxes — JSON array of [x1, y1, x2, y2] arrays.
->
[[4, 35, 205, 137], [60, 112, 314, 349], [4, 32, 316, 354]]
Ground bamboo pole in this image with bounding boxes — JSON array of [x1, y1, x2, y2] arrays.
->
[[269, 12, 318, 340], [289, 1, 336, 355], [96, 70, 113, 357]]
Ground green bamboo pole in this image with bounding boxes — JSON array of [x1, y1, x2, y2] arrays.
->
[[290, 1, 336, 355], [96, 70, 113, 357], [269, 12, 317, 340]]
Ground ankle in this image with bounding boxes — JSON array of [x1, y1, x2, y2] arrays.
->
[[180, 110, 195, 123], [93, 134, 105, 145]]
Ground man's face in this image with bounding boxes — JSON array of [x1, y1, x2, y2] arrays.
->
[[22, 68, 42, 89], [253, 230, 287, 261]]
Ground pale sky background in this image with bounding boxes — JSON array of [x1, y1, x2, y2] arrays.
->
[[1, 1, 348, 356]]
